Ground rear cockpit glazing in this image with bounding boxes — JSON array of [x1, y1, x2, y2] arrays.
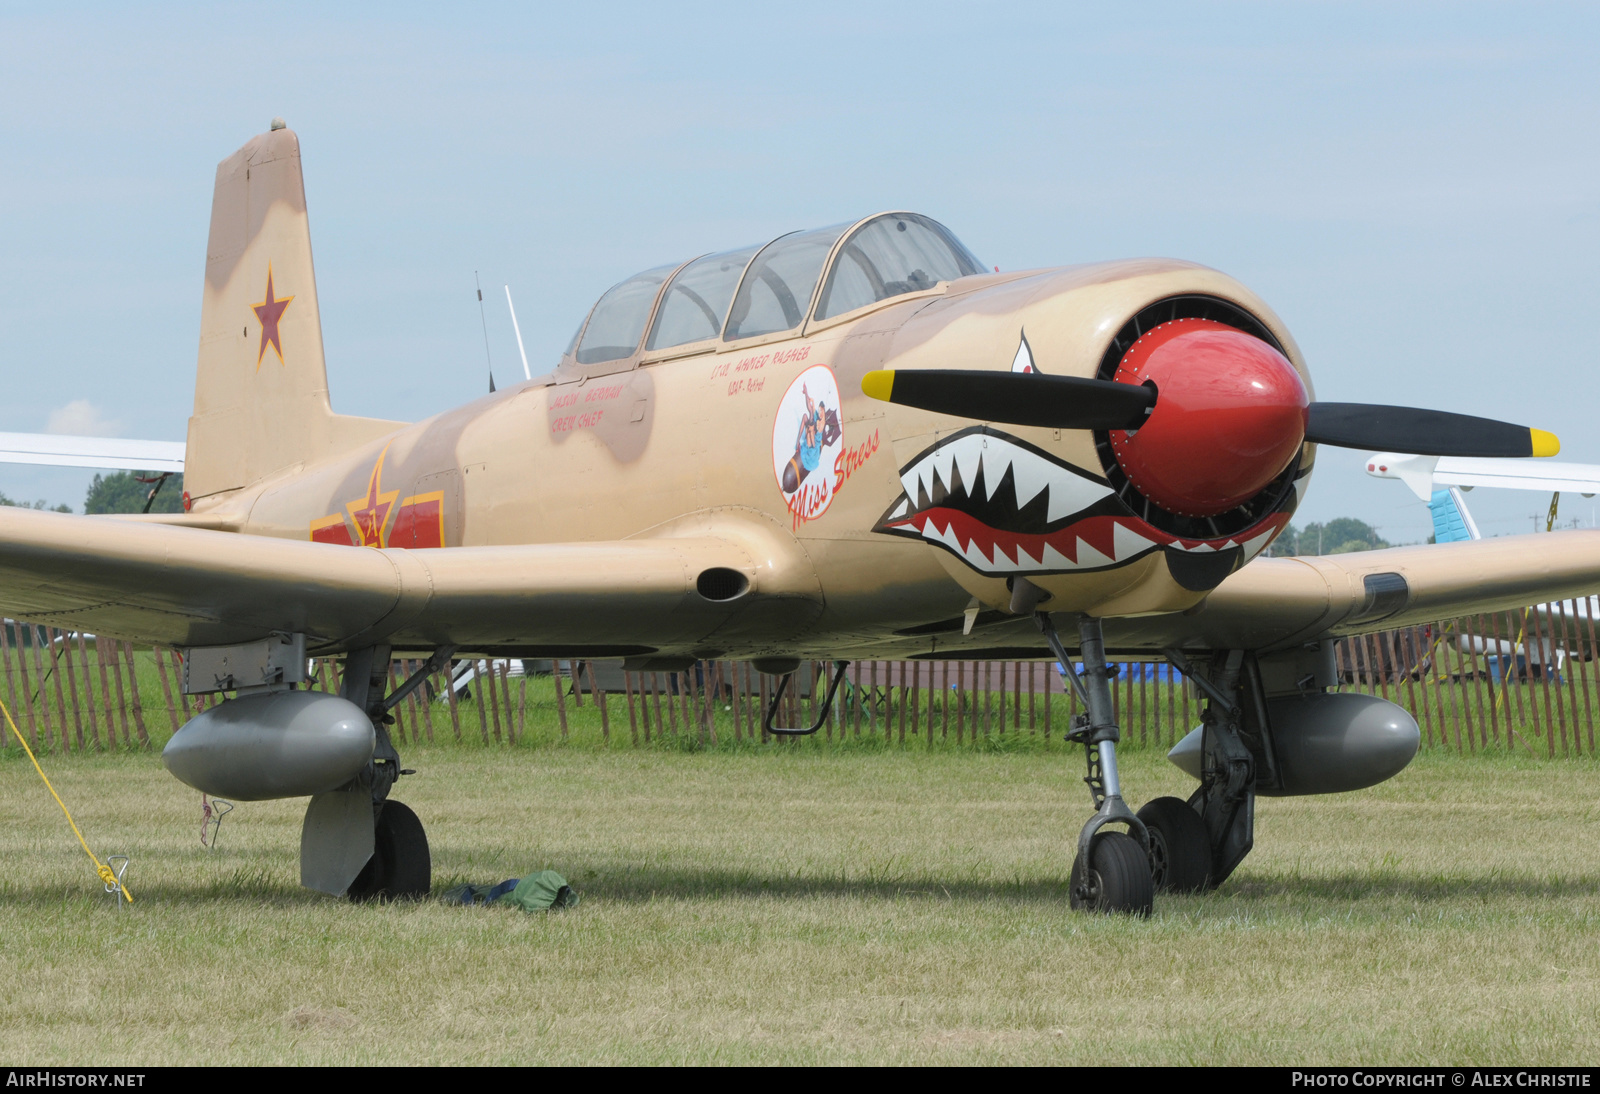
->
[[562, 214, 983, 365], [647, 245, 761, 351]]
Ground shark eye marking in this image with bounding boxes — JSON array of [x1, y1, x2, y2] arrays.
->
[[873, 427, 1290, 583], [1011, 329, 1040, 374]]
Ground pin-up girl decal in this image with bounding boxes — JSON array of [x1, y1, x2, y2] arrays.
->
[[773, 365, 845, 525]]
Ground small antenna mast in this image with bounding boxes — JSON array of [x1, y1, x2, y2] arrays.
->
[[505, 286, 532, 381], [475, 271, 495, 393]]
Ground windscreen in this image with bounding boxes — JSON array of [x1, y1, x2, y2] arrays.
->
[[814, 214, 984, 321]]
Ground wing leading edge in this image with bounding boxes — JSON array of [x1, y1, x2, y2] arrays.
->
[[0, 507, 817, 656], [1119, 531, 1600, 652]]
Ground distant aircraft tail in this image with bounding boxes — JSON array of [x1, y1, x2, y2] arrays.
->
[[1428, 486, 1481, 543], [184, 122, 401, 505]]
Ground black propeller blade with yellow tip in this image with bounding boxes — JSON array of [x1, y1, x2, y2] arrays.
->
[[1304, 403, 1560, 459], [859, 369, 1155, 431], [860, 369, 1559, 460]]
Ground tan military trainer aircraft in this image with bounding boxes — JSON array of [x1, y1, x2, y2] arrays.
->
[[6, 121, 1596, 914]]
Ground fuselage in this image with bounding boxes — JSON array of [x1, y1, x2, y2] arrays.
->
[[216, 243, 1312, 660]]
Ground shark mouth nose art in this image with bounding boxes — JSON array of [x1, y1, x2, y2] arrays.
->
[[874, 427, 1290, 585]]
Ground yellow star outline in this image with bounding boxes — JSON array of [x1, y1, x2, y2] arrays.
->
[[251, 263, 295, 371], [346, 444, 400, 548]]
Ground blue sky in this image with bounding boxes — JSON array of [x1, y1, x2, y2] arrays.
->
[[2, 2, 1597, 540]]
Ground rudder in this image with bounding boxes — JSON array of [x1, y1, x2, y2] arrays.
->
[[185, 122, 400, 505]]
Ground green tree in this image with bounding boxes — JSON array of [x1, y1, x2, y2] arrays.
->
[[1270, 521, 1301, 556], [0, 489, 72, 513], [84, 471, 185, 515], [1296, 517, 1389, 555]]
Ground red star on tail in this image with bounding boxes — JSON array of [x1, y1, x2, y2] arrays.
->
[[252, 265, 294, 369]]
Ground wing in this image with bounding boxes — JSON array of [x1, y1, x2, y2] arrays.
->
[[0, 507, 817, 655], [1434, 456, 1600, 495], [0, 433, 185, 472], [1107, 531, 1600, 653], [1366, 451, 1600, 501]]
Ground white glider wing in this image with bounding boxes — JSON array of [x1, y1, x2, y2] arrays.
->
[[0, 433, 185, 473], [1365, 452, 1600, 501]]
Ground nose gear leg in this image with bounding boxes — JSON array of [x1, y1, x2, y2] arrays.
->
[[1037, 613, 1151, 915]]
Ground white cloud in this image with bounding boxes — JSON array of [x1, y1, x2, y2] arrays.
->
[[45, 399, 120, 437]]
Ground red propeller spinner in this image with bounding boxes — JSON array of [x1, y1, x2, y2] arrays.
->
[[1107, 319, 1308, 518]]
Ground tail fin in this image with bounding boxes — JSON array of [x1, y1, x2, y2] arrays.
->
[[184, 123, 401, 503], [1429, 486, 1481, 543]]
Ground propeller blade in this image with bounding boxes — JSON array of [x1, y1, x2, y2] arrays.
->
[[1305, 403, 1560, 459], [860, 369, 1155, 430]]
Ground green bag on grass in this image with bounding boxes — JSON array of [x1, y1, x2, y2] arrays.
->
[[442, 870, 578, 911], [497, 870, 579, 912]]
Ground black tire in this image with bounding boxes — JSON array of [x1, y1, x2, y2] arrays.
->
[[347, 800, 431, 903], [1137, 796, 1211, 894], [1069, 830, 1153, 917]]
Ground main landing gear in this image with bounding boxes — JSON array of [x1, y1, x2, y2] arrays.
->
[[1036, 613, 1231, 915], [302, 645, 450, 902]]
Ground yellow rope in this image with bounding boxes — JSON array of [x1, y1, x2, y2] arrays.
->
[[0, 698, 132, 903]]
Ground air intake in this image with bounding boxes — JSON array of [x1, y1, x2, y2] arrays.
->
[[696, 567, 749, 602]]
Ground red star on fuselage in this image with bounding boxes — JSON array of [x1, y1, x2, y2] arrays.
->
[[252, 265, 294, 369], [346, 445, 399, 548]]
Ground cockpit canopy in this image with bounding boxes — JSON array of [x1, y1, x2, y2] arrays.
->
[[565, 213, 984, 368]]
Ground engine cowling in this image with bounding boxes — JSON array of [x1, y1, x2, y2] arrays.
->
[[1168, 691, 1420, 796], [162, 690, 375, 801]]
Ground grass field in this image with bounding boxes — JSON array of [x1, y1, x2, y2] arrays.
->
[[2, 735, 1597, 1066]]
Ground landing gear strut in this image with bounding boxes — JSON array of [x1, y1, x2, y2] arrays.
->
[[1037, 613, 1152, 917], [301, 645, 448, 901], [1164, 648, 1258, 888]]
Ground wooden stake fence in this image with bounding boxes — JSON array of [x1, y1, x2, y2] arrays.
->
[[3, 604, 1598, 756]]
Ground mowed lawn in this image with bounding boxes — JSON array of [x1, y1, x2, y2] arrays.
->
[[1, 743, 1596, 1065]]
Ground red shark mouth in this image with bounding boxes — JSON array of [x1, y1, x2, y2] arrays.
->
[[875, 428, 1294, 578], [884, 506, 1291, 574]]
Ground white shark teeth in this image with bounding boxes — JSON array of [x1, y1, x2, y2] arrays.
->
[[1040, 542, 1075, 570], [1074, 536, 1114, 570], [953, 439, 983, 495], [1006, 444, 1054, 510], [1113, 521, 1155, 561], [896, 433, 1113, 523]]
